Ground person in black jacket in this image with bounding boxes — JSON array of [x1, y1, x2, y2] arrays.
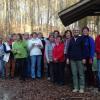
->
[[67, 28, 85, 93]]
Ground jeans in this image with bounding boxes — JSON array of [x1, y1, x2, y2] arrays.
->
[[71, 60, 85, 89], [0, 60, 3, 74], [0, 59, 5, 78], [41, 55, 44, 77], [97, 60, 100, 87], [31, 55, 42, 79]]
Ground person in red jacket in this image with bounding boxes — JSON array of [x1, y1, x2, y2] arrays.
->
[[95, 35, 100, 90], [53, 35, 65, 85]]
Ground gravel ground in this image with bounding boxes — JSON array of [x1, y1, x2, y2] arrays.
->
[[0, 78, 100, 100]]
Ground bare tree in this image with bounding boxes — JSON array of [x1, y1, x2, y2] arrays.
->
[[96, 16, 100, 34]]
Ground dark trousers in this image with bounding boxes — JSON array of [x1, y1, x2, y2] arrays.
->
[[41, 55, 44, 77], [53, 62, 65, 84], [9, 59, 15, 78], [15, 58, 26, 80], [65, 63, 72, 85], [15, 59, 20, 77], [25, 56, 31, 78], [85, 58, 94, 87], [47, 63, 50, 78], [47, 62, 55, 81]]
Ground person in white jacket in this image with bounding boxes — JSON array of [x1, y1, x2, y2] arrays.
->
[[3, 35, 11, 79], [28, 32, 43, 79]]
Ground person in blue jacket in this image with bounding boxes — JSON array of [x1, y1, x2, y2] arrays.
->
[[81, 26, 95, 87]]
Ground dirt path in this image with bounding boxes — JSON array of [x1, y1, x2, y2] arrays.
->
[[0, 78, 100, 100]]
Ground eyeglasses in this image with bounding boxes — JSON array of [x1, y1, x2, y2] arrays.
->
[[73, 30, 80, 33]]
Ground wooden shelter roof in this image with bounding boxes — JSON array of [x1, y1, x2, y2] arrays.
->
[[58, 0, 100, 26]]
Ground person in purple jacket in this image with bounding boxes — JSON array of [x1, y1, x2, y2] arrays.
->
[[81, 26, 95, 87]]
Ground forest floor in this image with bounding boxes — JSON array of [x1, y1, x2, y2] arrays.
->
[[0, 78, 100, 100]]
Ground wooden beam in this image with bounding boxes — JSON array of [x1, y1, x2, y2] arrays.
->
[[58, 0, 100, 26]]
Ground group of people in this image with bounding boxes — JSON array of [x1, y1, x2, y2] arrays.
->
[[0, 26, 100, 94]]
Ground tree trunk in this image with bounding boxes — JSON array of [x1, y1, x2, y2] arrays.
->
[[96, 16, 100, 34]]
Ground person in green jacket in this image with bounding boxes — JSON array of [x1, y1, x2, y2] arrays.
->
[[12, 33, 28, 81]]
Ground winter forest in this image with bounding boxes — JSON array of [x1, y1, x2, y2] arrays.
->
[[0, 0, 100, 36]]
